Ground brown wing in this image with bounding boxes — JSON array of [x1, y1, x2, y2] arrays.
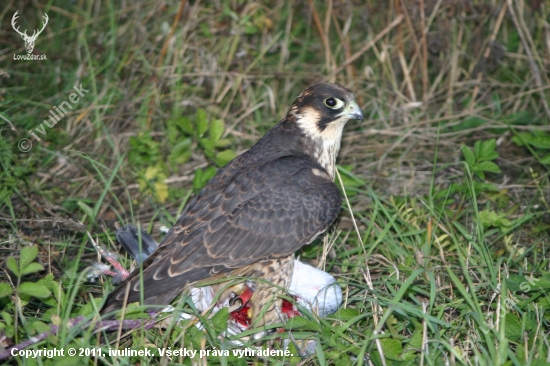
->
[[101, 156, 341, 315]]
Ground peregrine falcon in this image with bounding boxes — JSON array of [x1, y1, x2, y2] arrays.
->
[[101, 83, 363, 326]]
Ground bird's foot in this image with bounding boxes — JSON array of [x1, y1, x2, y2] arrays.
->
[[86, 231, 131, 284], [102, 252, 130, 280], [228, 285, 254, 311], [228, 284, 301, 328], [228, 285, 254, 327], [88, 256, 130, 284], [87, 251, 130, 284]]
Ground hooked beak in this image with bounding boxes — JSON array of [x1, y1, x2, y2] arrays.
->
[[339, 100, 364, 121]]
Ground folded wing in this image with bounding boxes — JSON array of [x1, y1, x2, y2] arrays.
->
[[101, 156, 341, 314]]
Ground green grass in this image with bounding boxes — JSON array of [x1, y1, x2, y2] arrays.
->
[[1, 0, 550, 365]]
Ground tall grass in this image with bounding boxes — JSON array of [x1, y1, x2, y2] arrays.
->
[[1, 0, 549, 364]]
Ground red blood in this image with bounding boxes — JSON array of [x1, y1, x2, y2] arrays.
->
[[230, 303, 251, 327], [239, 285, 254, 304], [282, 298, 300, 318], [229, 285, 255, 327], [229, 287, 300, 329]]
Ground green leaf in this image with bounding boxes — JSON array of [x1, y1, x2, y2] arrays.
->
[[453, 116, 485, 132], [192, 166, 217, 191], [506, 110, 535, 125], [330, 307, 360, 321], [51, 281, 66, 304], [526, 134, 550, 149], [37, 273, 54, 288], [41, 275, 58, 306], [0, 283, 12, 298], [474, 169, 485, 180], [504, 313, 522, 341], [210, 307, 229, 333], [18, 282, 51, 299], [20, 262, 44, 276], [215, 150, 237, 167], [166, 126, 178, 146], [510, 132, 532, 147], [479, 210, 511, 228], [20, 246, 38, 269], [200, 138, 216, 154], [1, 311, 13, 326], [174, 116, 194, 135], [6, 257, 19, 277], [209, 119, 224, 142], [0, 324, 14, 339], [537, 275, 550, 290], [379, 337, 403, 360], [506, 274, 527, 292], [476, 161, 501, 174], [128, 131, 161, 167], [286, 342, 304, 364], [196, 109, 209, 138], [480, 140, 499, 161], [286, 316, 321, 331], [462, 145, 475, 167], [403, 321, 423, 360], [214, 138, 231, 148], [78, 297, 103, 316], [192, 168, 204, 191], [540, 154, 550, 165], [475, 139, 498, 162], [169, 137, 192, 165], [473, 181, 500, 193], [30, 320, 50, 334]]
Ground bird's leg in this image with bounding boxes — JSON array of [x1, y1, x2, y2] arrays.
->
[[103, 253, 130, 280], [228, 284, 254, 327], [86, 232, 130, 283], [89, 252, 130, 284], [246, 256, 295, 328]]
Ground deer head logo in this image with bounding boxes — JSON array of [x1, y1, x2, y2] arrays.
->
[[11, 11, 49, 54]]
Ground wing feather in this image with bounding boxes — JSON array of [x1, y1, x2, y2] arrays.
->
[[102, 155, 341, 314]]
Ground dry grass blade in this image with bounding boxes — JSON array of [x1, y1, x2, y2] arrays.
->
[[469, 3, 508, 112], [2, 0, 550, 364], [506, 0, 550, 120], [146, 0, 188, 128], [330, 14, 404, 77]]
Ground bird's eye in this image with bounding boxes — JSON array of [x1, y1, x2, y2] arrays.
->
[[324, 97, 344, 109]]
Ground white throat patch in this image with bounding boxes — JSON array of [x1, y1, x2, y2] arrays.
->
[[295, 106, 348, 178]]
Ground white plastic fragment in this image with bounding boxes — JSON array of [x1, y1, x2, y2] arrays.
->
[[171, 259, 342, 351], [288, 260, 342, 318]]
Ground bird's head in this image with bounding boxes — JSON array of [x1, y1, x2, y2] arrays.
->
[[287, 83, 363, 177], [288, 83, 364, 132]]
